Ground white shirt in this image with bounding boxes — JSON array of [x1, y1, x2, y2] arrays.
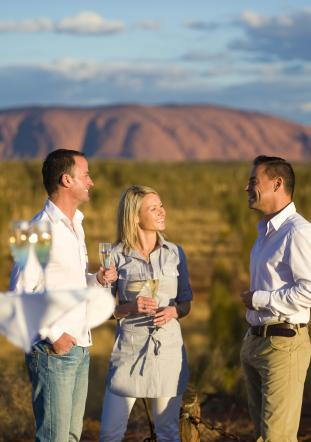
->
[[10, 199, 101, 346], [247, 202, 311, 326]]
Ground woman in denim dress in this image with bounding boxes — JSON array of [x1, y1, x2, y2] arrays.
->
[[100, 185, 192, 442]]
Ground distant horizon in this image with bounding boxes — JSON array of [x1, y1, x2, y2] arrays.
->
[[0, 102, 309, 128]]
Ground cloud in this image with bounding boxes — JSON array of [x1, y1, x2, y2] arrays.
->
[[0, 59, 208, 106], [240, 11, 269, 28], [1, 58, 311, 124], [0, 17, 53, 33], [300, 102, 311, 113], [0, 11, 125, 35], [180, 49, 231, 63], [0, 12, 164, 36], [183, 20, 220, 31], [134, 20, 160, 31], [231, 9, 311, 61], [56, 11, 124, 35], [183, 10, 311, 63]]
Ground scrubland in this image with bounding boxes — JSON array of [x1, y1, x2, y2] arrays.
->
[[1, 161, 311, 441]]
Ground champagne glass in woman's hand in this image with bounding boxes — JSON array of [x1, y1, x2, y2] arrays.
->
[[9, 220, 31, 292], [145, 270, 159, 304], [30, 220, 52, 292], [141, 269, 159, 316], [124, 273, 157, 316], [99, 242, 112, 288]]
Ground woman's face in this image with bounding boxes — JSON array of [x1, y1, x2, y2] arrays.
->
[[137, 193, 166, 232]]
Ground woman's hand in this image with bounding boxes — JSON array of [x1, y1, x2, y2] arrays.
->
[[97, 264, 118, 286], [113, 296, 157, 319], [153, 306, 178, 327], [136, 296, 157, 315]]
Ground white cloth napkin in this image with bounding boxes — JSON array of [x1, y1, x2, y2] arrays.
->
[[0, 288, 115, 352]]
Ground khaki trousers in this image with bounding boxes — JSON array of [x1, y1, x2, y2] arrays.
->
[[241, 327, 311, 442]]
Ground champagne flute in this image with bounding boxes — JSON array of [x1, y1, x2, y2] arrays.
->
[[144, 269, 160, 320], [145, 270, 159, 302], [9, 220, 31, 292], [99, 242, 112, 288], [147, 273, 161, 329], [29, 220, 52, 292], [125, 274, 156, 319]]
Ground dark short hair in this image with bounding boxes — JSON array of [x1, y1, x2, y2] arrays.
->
[[253, 155, 295, 197], [42, 149, 85, 196]]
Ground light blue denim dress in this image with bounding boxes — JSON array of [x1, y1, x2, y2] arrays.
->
[[106, 236, 192, 398]]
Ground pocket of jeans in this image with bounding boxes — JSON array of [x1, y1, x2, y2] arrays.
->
[[43, 341, 77, 358], [26, 347, 39, 373]]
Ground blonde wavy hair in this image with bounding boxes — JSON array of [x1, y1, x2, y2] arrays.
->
[[117, 185, 159, 251]]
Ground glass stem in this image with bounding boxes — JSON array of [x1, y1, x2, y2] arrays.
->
[[21, 268, 26, 294], [42, 267, 47, 293], [104, 267, 111, 288]]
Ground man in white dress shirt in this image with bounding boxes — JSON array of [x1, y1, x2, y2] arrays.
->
[[240, 155, 311, 442], [10, 149, 116, 442]]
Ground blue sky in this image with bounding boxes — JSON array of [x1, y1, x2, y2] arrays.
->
[[1, 1, 311, 124]]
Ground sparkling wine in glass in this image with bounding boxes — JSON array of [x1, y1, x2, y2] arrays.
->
[[147, 278, 159, 300], [9, 220, 31, 292], [144, 269, 160, 320], [145, 268, 159, 302], [29, 220, 52, 292], [99, 242, 112, 288]]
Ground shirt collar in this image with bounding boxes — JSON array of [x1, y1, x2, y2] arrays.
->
[[259, 202, 296, 235], [44, 199, 84, 224], [157, 234, 172, 250], [122, 233, 171, 259]]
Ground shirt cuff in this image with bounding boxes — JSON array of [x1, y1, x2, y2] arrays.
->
[[39, 325, 63, 344], [252, 290, 271, 310]]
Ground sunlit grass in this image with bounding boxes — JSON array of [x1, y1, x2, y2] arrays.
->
[[1, 160, 311, 440]]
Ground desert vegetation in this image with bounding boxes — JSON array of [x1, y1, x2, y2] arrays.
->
[[1, 160, 311, 441]]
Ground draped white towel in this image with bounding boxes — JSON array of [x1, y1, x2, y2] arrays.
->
[[0, 288, 115, 352]]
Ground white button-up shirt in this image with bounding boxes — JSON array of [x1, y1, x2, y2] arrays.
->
[[247, 202, 311, 326], [10, 199, 101, 346]]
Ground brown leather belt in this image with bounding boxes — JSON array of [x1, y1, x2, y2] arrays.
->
[[250, 323, 307, 338]]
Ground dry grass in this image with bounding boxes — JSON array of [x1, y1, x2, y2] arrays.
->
[[1, 161, 311, 440]]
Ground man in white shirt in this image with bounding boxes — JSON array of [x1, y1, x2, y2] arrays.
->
[[240, 155, 311, 442], [10, 149, 116, 442]]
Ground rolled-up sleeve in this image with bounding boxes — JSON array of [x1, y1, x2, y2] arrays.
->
[[176, 246, 193, 302]]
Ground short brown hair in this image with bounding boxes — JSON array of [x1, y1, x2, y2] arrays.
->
[[42, 148, 85, 196], [253, 155, 295, 197]]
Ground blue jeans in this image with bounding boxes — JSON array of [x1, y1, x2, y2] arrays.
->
[[25, 341, 90, 442]]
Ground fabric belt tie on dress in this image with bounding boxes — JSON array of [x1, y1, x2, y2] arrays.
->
[[130, 328, 162, 376], [250, 323, 307, 338]]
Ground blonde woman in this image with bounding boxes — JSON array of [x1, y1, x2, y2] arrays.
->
[[100, 185, 192, 442]]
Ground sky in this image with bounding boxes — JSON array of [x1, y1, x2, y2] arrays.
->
[[1, 0, 311, 125]]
